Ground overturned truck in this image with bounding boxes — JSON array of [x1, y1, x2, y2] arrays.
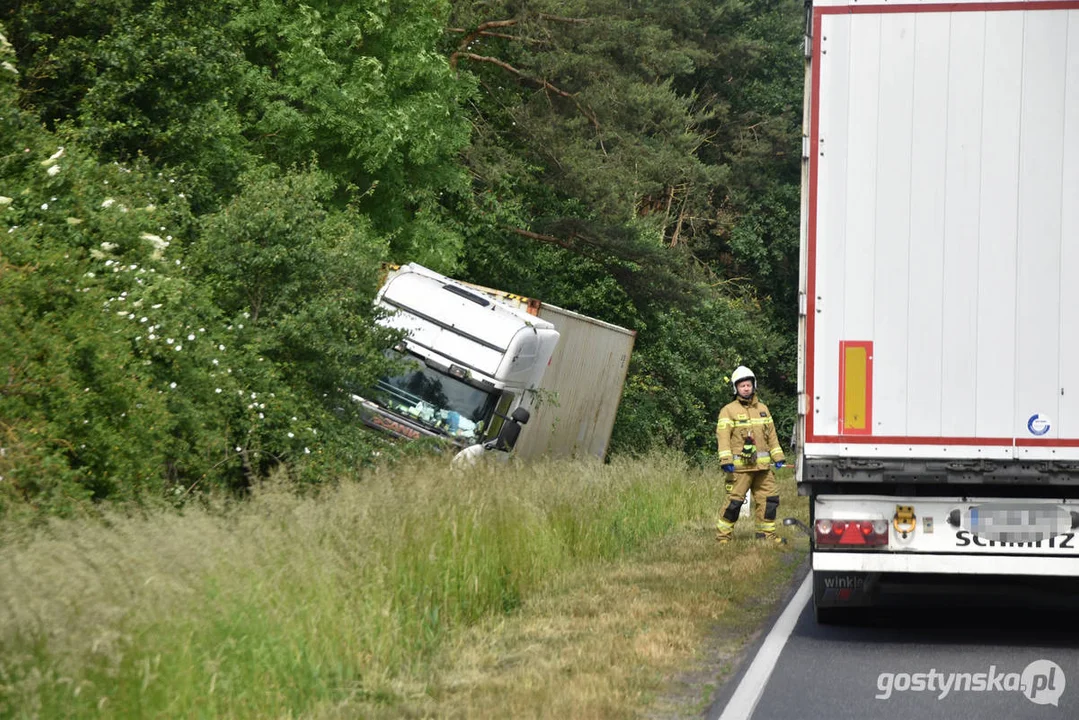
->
[[354, 263, 636, 462]]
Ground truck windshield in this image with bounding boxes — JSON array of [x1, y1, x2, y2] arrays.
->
[[372, 352, 498, 443]]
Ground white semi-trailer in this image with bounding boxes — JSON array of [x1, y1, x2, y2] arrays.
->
[[797, 0, 1079, 621]]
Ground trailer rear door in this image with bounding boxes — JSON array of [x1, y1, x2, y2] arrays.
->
[[802, 0, 1079, 461]]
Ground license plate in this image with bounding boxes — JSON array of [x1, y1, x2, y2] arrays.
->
[[967, 503, 1071, 543]]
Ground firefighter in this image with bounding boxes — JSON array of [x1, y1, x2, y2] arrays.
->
[[715, 366, 787, 545]]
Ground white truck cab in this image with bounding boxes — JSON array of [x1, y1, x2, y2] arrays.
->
[[354, 263, 560, 453]]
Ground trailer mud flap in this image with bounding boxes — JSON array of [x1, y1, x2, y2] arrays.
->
[[814, 570, 879, 608]]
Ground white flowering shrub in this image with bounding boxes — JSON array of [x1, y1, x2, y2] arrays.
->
[[0, 39, 398, 517]]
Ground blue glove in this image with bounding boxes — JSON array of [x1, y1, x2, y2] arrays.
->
[[721, 464, 735, 473], [775, 461, 785, 469]]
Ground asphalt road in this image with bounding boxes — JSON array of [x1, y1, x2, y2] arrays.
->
[[709, 571, 1079, 720]]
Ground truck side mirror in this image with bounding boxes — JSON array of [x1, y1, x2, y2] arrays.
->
[[494, 408, 530, 451]]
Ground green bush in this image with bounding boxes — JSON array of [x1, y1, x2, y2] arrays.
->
[[0, 34, 397, 516]]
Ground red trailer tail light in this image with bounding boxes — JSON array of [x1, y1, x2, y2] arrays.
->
[[815, 518, 889, 548]]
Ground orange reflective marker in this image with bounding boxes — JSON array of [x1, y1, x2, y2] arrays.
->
[[839, 341, 872, 435]]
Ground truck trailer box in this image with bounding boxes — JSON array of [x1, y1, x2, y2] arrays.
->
[[460, 284, 637, 462]]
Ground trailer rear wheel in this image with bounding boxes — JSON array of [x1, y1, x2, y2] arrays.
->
[[813, 599, 844, 625]]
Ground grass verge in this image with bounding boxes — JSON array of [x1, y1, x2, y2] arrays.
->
[[0, 452, 807, 718]]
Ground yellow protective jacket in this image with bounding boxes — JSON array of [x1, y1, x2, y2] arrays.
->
[[716, 394, 785, 471]]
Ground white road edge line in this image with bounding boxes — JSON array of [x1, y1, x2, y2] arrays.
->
[[717, 572, 813, 720]]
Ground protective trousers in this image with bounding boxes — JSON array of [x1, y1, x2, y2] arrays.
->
[[715, 469, 780, 541]]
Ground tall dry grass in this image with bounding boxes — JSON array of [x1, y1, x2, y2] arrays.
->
[[0, 451, 726, 718]]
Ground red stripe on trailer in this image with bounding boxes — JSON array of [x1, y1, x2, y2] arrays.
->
[[809, 435, 1014, 446], [816, 1, 1079, 17], [811, 436, 1079, 446], [806, 9, 824, 441], [1016, 438, 1079, 447]]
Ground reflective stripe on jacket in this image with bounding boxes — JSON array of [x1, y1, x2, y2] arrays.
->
[[716, 394, 785, 470]]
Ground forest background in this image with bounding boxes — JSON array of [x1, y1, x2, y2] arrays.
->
[[0, 0, 804, 516]]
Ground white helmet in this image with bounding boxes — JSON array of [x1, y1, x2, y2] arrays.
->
[[731, 365, 756, 395]]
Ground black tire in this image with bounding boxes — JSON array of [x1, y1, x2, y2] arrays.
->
[[813, 600, 844, 625]]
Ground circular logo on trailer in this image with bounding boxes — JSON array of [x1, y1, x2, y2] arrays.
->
[[1027, 414, 1051, 436]]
